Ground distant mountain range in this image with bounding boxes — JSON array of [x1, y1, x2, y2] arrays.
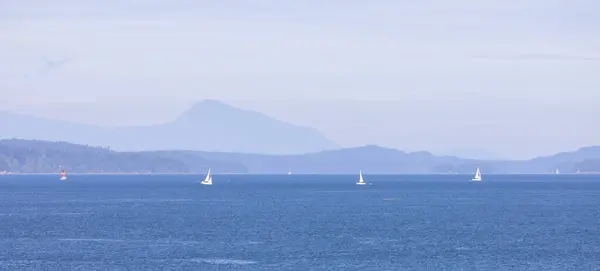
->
[[0, 99, 339, 154], [0, 139, 246, 173], [1, 139, 600, 174], [437, 148, 506, 160], [186, 145, 600, 174]]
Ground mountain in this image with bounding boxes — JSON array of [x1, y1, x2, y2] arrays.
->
[[0, 110, 109, 146], [574, 159, 600, 172], [438, 148, 506, 160], [180, 145, 600, 174], [0, 141, 472, 174], [184, 145, 472, 174], [0, 139, 246, 173], [526, 146, 600, 173], [0, 100, 339, 154], [2, 139, 600, 174]]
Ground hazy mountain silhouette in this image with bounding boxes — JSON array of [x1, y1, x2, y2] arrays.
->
[[439, 148, 506, 160], [0, 110, 110, 145], [1, 140, 600, 174], [0, 139, 246, 173], [0, 100, 340, 154], [190, 145, 600, 174], [188, 145, 481, 174], [525, 146, 600, 173]]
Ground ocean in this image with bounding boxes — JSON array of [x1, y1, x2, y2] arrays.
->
[[1, 174, 599, 270]]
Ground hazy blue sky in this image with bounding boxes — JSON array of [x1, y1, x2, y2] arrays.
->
[[1, 0, 599, 159]]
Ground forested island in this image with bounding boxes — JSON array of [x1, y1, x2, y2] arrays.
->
[[1, 139, 600, 174]]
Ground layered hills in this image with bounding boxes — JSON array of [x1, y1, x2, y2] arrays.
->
[[1, 139, 599, 174], [0, 99, 339, 155]]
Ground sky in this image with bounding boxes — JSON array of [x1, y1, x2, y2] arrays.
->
[[1, 0, 599, 159]]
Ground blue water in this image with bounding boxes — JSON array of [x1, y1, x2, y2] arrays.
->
[[1, 174, 600, 270]]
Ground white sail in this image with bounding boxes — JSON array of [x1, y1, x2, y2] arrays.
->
[[288, 168, 292, 175], [201, 168, 212, 185], [356, 170, 366, 185], [471, 168, 481, 181], [555, 169, 559, 174]]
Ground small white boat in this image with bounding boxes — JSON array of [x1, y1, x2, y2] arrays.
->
[[288, 168, 292, 175], [356, 170, 366, 185], [201, 168, 212, 185], [555, 168, 560, 174], [470, 168, 482, 182], [59, 169, 67, 181]]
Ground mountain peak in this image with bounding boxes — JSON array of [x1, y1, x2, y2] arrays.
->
[[175, 100, 243, 123], [0, 99, 339, 155], [162, 99, 339, 154], [188, 99, 234, 111]]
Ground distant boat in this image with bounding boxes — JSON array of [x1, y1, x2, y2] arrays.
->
[[59, 169, 67, 181], [356, 170, 366, 185], [201, 168, 212, 185], [555, 168, 560, 174], [471, 168, 482, 182], [288, 168, 292, 175]]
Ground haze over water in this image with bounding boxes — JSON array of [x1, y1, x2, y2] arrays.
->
[[2, 1, 600, 159], [1, 174, 600, 270]]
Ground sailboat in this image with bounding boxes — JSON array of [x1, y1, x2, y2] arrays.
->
[[288, 168, 292, 175], [356, 170, 366, 185], [470, 168, 482, 182], [59, 169, 67, 181], [201, 168, 212, 185], [555, 168, 560, 174]]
